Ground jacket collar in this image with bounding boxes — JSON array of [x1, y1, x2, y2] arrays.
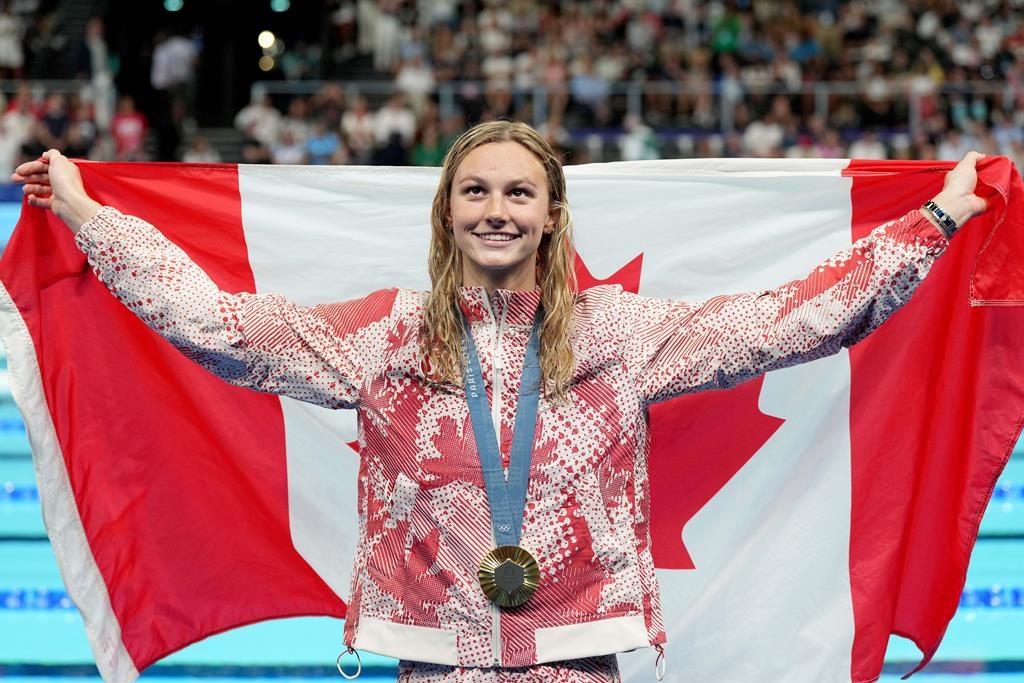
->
[[458, 287, 542, 327]]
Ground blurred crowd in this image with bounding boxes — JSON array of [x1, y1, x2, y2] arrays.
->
[[0, 0, 65, 82], [3, 0, 1024, 173], [0, 9, 199, 177], [234, 0, 1024, 166], [329, 0, 1024, 128]]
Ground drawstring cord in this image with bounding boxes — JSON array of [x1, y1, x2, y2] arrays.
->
[[655, 644, 666, 681]]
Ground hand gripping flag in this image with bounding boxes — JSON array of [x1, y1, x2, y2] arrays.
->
[[0, 158, 1022, 682]]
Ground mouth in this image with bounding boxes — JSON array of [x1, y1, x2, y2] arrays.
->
[[472, 232, 522, 244]]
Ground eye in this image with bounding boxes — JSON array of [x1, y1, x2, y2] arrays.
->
[[464, 185, 485, 196], [509, 187, 532, 198]]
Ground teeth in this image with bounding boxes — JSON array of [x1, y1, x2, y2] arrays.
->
[[478, 234, 517, 241]]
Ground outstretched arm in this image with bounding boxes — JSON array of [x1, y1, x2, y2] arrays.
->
[[12, 151, 395, 409], [618, 152, 988, 405], [13, 149, 103, 231]]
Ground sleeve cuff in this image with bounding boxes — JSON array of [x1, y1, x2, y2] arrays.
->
[[74, 205, 123, 252], [915, 208, 954, 243], [896, 208, 950, 248]]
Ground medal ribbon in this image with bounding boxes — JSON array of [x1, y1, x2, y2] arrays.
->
[[461, 306, 543, 548]]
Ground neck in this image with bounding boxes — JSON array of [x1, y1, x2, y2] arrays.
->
[[462, 267, 537, 297]]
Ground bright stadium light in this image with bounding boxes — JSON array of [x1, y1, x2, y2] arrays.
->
[[258, 30, 276, 49], [163, 0, 183, 10], [270, 0, 290, 11]]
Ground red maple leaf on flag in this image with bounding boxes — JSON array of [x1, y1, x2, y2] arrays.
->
[[574, 253, 785, 570]]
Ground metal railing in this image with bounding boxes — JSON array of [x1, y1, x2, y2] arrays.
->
[[252, 78, 1018, 138]]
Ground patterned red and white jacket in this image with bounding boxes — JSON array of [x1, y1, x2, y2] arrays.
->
[[76, 206, 948, 669]]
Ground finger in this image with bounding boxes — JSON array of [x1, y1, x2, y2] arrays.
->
[[26, 194, 54, 210], [14, 172, 50, 184], [12, 161, 46, 178], [23, 183, 51, 196], [961, 150, 986, 167]]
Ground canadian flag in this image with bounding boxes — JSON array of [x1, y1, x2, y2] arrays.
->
[[0, 157, 1021, 683]]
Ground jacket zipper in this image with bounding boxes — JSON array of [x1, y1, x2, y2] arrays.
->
[[490, 601, 502, 666], [483, 294, 506, 667]]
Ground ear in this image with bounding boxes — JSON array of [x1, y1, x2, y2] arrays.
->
[[543, 207, 558, 234]]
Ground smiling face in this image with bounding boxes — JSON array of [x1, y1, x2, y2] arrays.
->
[[448, 141, 556, 293]]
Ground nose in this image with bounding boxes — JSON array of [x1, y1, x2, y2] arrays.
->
[[485, 194, 509, 227]]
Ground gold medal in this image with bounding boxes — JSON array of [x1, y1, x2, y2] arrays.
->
[[478, 545, 540, 608]]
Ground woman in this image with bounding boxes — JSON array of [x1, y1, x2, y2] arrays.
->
[[13, 122, 986, 682]]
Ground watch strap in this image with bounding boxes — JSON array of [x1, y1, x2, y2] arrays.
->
[[922, 200, 958, 239]]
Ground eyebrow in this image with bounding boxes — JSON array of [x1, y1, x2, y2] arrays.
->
[[458, 175, 539, 188]]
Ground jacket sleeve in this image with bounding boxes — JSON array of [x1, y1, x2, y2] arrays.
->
[[75, 206, 397, 409], [618, 209, 949, 405]]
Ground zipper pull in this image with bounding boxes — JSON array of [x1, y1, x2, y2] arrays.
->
[[655, 644, 666, 681], [336, 645, 362, 679]]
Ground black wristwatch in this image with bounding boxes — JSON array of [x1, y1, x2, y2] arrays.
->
[[922, 200, 958, 239]]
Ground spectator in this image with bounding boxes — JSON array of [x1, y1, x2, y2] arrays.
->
[[411, 123, 445, 166], [70, 101, 98, 155], [151, 29, 199, 158], [619, 114, 660, 161], [341, 95, 376, 164], [182, 136, 222, 163], [741, 113, 784, 158], [309, 82, 345, 131], [280, 41, 321, 81], [537, 114, 570, 150], [785, 134, 820, 159], [373, 0, 401, 72], [24, 10, 64, 78], [150, 30, 199, 124], [373, 92, 416, 149], [356, 0, 376, 55], [0, 85, 35, 173], [240, 126, 270, 164], [23, 92, 69, 158], [439, 111, 466, 150], [816, 129, 846, 159], [937, 128, 973, 161], [569, 53, 611, 125], [64, 118, 95, 159], [280, 96, 312, 148], [77, 17, 115, 132], [430, 24, 463, 83], [329, 0, 357, 61], [540, 47, 569, 121], [395, 54, 435, 114], [270, 129, 306, 165], [234, 92, 281, 150], [374, 131, 408, 165], [306, 118, 344, 165], [109, 95, 148, 161], [848, 130, 889, 159], [0, 2, 24, 80]]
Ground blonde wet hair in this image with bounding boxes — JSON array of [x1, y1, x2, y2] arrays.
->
[[421, 120, 577, 398]]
